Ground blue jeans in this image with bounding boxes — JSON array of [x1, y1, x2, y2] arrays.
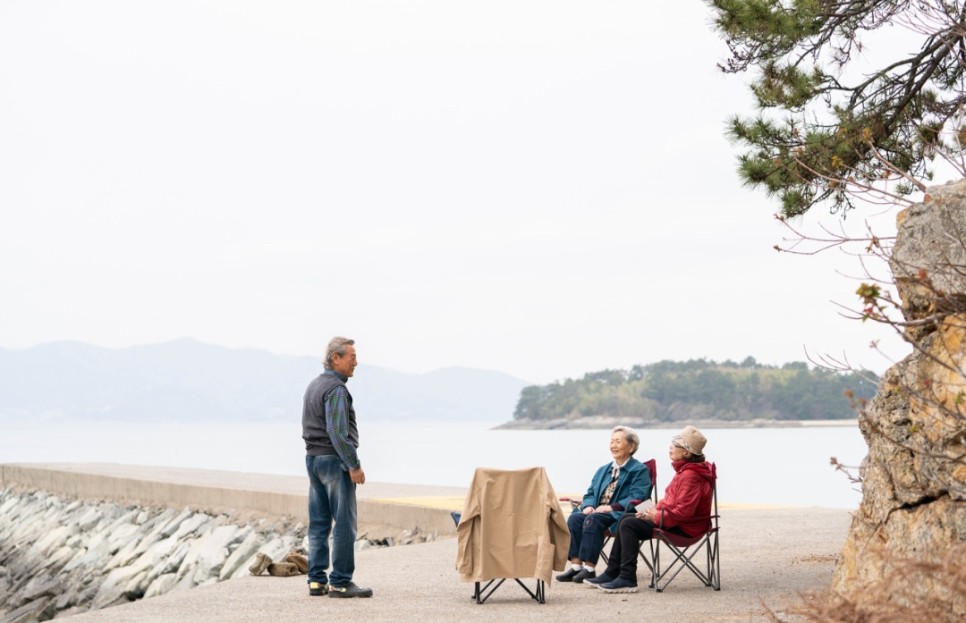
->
[[305, 455, 357, 587], [566, 511, 614, 564]]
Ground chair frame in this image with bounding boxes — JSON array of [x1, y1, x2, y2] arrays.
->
[[599, 458, 658, 569], [647, 462, 720, 592], [472, 579, 545, 604]]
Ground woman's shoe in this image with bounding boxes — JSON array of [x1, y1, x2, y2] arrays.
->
[[555, 567, 581, 582], [599, 577, 638, 593], [584, 571, 617, 588]]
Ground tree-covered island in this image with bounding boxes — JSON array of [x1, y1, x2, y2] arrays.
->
[[504, 358, 877, 429]]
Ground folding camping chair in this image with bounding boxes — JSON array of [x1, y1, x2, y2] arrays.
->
[[456, 467, 569, 604], [599, 458, 657, 567], [647, 461, 720, 592], [558, 458, 657, 570]]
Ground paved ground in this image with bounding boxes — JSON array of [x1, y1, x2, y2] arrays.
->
[[45, 464, 852, 623]]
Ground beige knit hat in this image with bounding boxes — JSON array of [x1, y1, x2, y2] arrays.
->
[[672, 425, 707, 456]]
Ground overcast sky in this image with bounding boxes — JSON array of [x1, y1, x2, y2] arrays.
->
[[0, 1, 922, 383]]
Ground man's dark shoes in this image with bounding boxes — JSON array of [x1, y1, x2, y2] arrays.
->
[[555, 567, 581, 582], [572, 568, 596, 583], [584, 571, 616, 588], [328, 582, 373, 598], [308, 581, 328, 596], [599, 577, 638, 593]]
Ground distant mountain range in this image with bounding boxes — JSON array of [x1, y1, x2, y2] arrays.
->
[[0, 339, 528, 423]]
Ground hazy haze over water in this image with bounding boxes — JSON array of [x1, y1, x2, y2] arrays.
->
[[1, 419, 865, 509]]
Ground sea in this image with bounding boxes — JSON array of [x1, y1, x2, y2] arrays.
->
[[0, 419, 866, 509]]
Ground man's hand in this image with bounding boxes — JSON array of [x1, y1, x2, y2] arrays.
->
[[350, 467, 366, 485]]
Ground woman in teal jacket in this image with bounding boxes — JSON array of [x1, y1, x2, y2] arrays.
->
[[555, 425, 652, 583]]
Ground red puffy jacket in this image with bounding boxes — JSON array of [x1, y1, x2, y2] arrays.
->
[[654, 459, 714, 537]]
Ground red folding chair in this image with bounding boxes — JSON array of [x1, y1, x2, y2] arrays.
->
[[647, 462, 720, 592]]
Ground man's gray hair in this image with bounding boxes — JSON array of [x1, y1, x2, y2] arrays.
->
[[612, 425, 640, 455], [323, 337, 355, 370]]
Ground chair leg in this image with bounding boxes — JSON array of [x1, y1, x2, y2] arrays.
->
[[652, 537, 716, 592], [474, 579, 505, 604], [474, 578, 546, 604], [709, 533, 721, 590]]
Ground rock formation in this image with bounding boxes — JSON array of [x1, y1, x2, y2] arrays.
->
[[831, 180, 966, 618], [0, 486, 436, 623]]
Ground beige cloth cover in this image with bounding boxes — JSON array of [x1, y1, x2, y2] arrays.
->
[[456, 466, 570, 584]]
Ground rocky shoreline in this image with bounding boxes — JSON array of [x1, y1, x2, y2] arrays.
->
[[0, 486, 436, 623]]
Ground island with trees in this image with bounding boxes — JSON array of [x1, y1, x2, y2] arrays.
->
[[503, 358, 877, 429]]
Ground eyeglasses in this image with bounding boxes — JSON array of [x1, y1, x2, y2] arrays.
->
[[671, 437, 694, 453]]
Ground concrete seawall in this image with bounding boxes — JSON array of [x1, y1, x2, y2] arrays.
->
[[0, 464, 465, 538]]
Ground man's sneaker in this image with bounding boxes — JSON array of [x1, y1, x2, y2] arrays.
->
[[572, 568, 596, 583], [328, 582, 373, 598], [308, 581, 328, 596], [555, 567, 581, 582], [599, 577, 638, 593], [584, 571, 617, 588]]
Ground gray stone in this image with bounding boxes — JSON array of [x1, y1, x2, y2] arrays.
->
[[19, 574, 58, 601], [61, 534, 111, 573], [0, 597, 52, 623], [189, 525, 240, 584], [143, 573, 178, 599], [219, 529, 261, 581], [172, 513, 211, 540], [157, 509, 193, 538]]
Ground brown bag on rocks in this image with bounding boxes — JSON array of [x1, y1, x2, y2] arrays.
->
[[266, 562, 301, 577], [249, 553, 273, 576], [285, 552, 309, 574], [249, 551, 308, 577]]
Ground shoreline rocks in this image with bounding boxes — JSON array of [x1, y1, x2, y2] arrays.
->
[[0, 486, 437, 623]]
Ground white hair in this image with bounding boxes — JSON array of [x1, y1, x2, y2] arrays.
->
[[323, 337, 355, 370], [612, 425, 640, 455]]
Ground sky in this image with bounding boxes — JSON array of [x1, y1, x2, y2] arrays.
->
[[0, 1, 921, 384]]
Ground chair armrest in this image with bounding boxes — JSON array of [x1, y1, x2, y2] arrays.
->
[[655, 507, 718, 529]]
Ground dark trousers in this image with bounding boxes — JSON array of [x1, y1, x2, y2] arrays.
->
[[566, 511, 613, 564], [604, 514, 687, 581]]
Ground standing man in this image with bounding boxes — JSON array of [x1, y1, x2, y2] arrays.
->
[[302, 336, 373, 598]]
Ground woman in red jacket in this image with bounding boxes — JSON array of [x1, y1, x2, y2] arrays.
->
[[585, 425, 714, 594]]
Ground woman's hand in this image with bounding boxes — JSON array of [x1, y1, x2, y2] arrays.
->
[[593, 504, 613, 513]]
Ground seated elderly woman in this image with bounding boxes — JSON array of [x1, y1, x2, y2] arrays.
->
[[585, 425, 714, 593], [555, 425, 652, 584]]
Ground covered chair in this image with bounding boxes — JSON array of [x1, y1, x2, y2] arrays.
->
[[456, 466, 570, 604], [647, 461, 720, 592]]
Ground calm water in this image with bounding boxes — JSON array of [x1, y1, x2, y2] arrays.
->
[[0, 419, 866, 508]]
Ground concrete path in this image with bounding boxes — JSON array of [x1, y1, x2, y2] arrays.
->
[[2, 464, 851, 622]]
